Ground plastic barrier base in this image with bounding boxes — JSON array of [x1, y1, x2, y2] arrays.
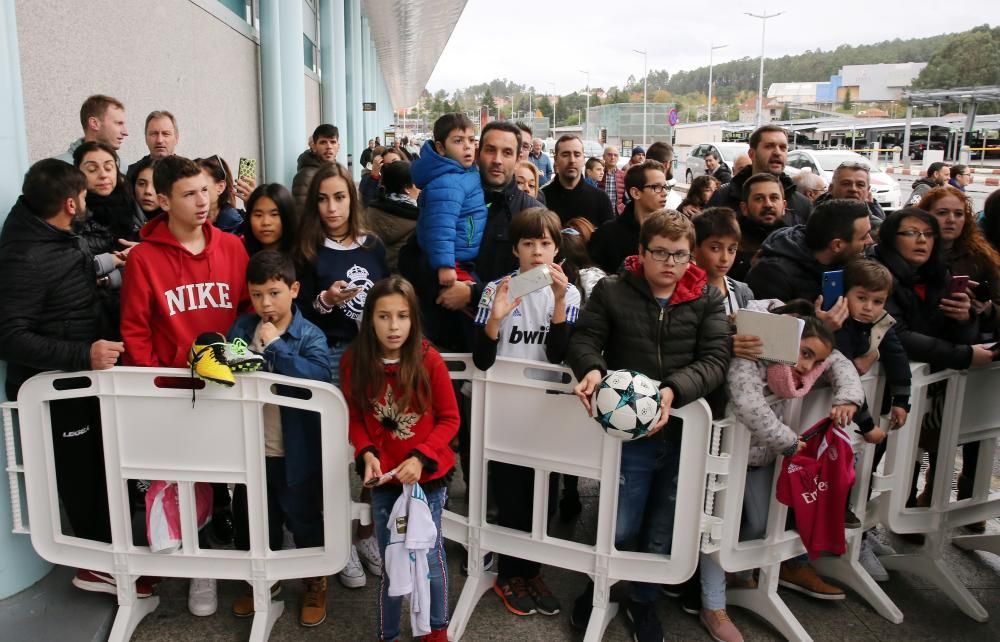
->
[[727, 563, 812, 642], [108, 595, 159, 642], [811, 531, 903, 624], [952, 532, 1000, 557], [880, 529, 990, 622]]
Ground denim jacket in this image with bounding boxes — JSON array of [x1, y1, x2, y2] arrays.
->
[[228, 305, 334, 485]]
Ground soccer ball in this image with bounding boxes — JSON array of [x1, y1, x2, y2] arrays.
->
[[593, 370, 662, 440]]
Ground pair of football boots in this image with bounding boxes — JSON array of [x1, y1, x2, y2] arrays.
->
[[188, 332, 265, 386]]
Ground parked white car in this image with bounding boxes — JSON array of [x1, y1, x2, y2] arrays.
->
[[684, 142, 749, 183], [785, 149, 901, 211]]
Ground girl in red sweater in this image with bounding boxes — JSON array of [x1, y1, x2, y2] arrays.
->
[[341, 275, 459, 642]]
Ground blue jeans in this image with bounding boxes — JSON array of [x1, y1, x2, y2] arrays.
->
[[328, 341, 348, 388], [615, 437, 681, 605], [371, 484, 449, 640], [232, 457, 323, 551]]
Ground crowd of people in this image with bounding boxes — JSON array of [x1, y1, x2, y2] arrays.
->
[[2, 92, 1000, 642]]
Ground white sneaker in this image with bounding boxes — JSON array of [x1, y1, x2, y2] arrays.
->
[[338, 544, 367, 588], [859, 538, 889, 582], [188, 577, 218, 616], [865, 533, 896, 557], [355, 535, 383, 576]]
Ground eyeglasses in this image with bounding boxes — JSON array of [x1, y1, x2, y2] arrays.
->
[[642, 183, 671, 194], [520, 142, 532, 150], [645, 248, 692, 263], [896, 230, 935, 240]]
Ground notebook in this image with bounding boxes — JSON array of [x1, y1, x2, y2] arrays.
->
[[735, 309, 805, 366]]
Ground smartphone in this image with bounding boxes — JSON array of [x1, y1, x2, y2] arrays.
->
[[507, 264, 553, 300], [973, 280, 991, 301], [237, 157, 256, 183], [821, 270, 844, 311], [948, 275, 970, 296]]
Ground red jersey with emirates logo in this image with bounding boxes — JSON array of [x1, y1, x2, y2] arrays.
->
[[776, 418, 856, 559]]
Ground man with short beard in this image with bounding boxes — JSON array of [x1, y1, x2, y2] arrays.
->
[[708, 125, 812, 226], [729, 173, 787, 281], [747, 198, 873, 314], [813, 162, 885, 230], [541, 135, 614, 227], [0, 159, 131, 595], [907, 161, 950, 205]]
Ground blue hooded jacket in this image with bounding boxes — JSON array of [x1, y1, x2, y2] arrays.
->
[[412, 139, 487, 270]]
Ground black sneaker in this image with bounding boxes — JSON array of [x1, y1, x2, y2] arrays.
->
[[493, 577, 536, 616], [658, 583, 683, 598], [569, 584, 594, 630], [844, 508, 862, 529], [211, 508, 234, 545], [625, 600, 664, 642], [526, 574, 561, 616]]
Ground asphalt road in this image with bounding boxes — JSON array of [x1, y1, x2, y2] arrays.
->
[[893, 174, 995, 212]]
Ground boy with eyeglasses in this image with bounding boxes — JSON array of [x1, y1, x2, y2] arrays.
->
[[588, 160, 669, 274], [567, 210, 731, 642]]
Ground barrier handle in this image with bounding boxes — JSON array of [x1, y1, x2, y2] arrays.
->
[[2, 402, 27, 534]]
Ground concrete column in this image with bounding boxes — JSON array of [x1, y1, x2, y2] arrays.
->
[[0, 0, 54, 599], [360, 17, 375, 144], [902, 103, 913, 169], [344, 0, 363, 180], [258, 0, 284, 183], [318, 0, 347, 151], [278, 0, 306, 187]]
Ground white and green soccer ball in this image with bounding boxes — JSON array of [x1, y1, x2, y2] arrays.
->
[[593, 370, 662, 440]]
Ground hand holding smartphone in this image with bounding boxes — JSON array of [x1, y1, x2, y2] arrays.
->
[[947, 275, 970, 297], [821, 270, 844, 311]]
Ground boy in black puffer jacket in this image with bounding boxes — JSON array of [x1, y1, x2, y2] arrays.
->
[[566, 210, 732, 642]]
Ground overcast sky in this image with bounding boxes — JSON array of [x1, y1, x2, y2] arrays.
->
[[426, 1, 992, 95]]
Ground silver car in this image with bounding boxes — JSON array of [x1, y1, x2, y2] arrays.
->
[[684, 142, 749, 183]]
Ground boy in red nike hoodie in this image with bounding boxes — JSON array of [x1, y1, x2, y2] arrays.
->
[[121, 155, 249, 367], [119, 155, 249, 618]]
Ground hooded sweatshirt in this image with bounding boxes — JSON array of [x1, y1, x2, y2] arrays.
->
[[120, 214, 249, 367]]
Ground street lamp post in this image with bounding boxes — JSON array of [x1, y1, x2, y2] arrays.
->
[[745, 10, 784, 128], [633, 49, 647, 145], [579, 70, 590, 140], [708, 43, 727, 123], [508, 94, 515, 121], [547, 81, 556, 135]]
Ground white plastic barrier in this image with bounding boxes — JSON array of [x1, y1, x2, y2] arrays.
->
[[870, 361, 1000, 622], [6, 367, 368, 642], [704, 368, 902, 642], [441, 356, 714, 642]]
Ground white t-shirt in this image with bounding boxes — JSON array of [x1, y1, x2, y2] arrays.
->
[[250, 322, 284, 457], [474, 270, 581, 362], [384, 483, 437, 637]]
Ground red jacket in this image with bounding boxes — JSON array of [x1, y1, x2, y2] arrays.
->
[[343, 342, 459, 483], [598, 167, 627, 215], [121, 215, 249, 367]]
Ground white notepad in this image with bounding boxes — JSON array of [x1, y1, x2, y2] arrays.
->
[[735, 309, 805, 366]]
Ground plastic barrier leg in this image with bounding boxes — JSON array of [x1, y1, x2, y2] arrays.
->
[[879, 530, 989, 622], [447, 569, 496, 641], [107, 596, 160, 642], [726, 563, 812, 642], [584, 578, 618, 642], [952, 532, 1000, 556], [248, 579, 284, 642], [811, 532, 903, 624]]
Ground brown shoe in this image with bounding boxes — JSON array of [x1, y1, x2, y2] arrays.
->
[[700, 608, 744, 642], [725, 571, 757, 590], [778, 562, 844, 600], [300, 576, 327, 627], [232, 581, 281, 618]]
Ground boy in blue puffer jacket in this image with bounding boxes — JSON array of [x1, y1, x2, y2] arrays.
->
[[412, 113, 487, 288]]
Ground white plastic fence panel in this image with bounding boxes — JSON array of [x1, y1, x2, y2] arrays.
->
[[16, 367, 361, 641], [445, 356, 712, 642]]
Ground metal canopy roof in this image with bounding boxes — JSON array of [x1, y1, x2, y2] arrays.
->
[[903, 86, 1000, 106], [362, 0, 467, 109]]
